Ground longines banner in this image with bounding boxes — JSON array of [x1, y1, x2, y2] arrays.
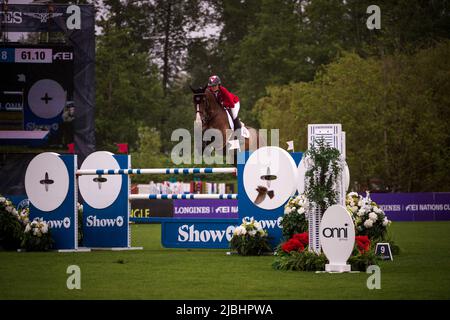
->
[[0, 4, 83, 32], [173, 199, 238, 219], [370, 192, 450, 221], [130, 199, 238, 221]]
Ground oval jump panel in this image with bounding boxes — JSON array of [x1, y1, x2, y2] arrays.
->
[[25, 152, 69, 212], [78, 151, 122, 209], [243, 146, 298, 210]]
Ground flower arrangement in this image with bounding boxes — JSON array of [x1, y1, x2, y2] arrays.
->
[[273, 232, 380, 272], [348, 235, 380, 271], [273, 232, 328, 271], [22, 218, 53, 251], [304, 138, 344, 213], [0, 195, 23, 250], [18, 208, 30, 226], [280, 195, 309, 240], [346, 191, 391, 242], [230, 218, 271, 255]]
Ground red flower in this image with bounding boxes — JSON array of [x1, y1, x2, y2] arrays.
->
[[292, 232, 309, 247], [282, 239, 305, 253], [355, 235, 370, 254]]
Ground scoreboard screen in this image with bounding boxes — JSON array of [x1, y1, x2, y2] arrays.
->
[[0, 44, 74, 146]]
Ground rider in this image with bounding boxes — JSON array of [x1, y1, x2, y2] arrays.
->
[[207, 75, 241, 130]]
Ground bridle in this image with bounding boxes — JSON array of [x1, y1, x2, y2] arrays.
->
[[192, 88, 233, 151], [193, 89, 220, 127]]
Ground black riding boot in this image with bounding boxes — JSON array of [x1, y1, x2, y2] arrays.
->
[[233, 117, 242, 131]]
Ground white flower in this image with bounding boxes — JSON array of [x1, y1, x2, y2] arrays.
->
[[348, 192, 359, 198], [0, 196, 5, 203], [382, 218, 390, 226], [374, 207, 382, 214], [41, 224, 49, 234], [368, 212, 378, 221], [358, 200, 363, 207], [254, 221, 262, 230], [297, 207, 305, 214], [248, 230, 257, 236], [234, 226, 246, 236], [284, 207, 291, 214], [6, 206, 13, 213], [364, 219, 374, 228], [357, 208, 365, 217], [351, 206, 358, 213], [25, 224, 31, 233]]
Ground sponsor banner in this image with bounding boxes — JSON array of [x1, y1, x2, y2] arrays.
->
[[173, 199, 238, 219], [161, 219, 239, 249], [130, 199, 173, 220], [370, 192, 450, 221], [0, 4, 83, 32]]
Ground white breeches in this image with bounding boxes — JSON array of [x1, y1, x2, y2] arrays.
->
[[231, 102, 240, 119]]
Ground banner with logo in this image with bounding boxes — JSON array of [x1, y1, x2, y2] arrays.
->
[[27, 155, 77, 250], [82, 155, 130, 248], [161, 219, 238, 249], [130, 199, 174, 220], [173, 199, 238, 219], [370, 192, 450, 221]]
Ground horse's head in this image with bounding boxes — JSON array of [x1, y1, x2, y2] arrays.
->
[[190, 85, 213, 128]]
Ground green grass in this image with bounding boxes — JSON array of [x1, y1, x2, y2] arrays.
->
[[0, 222, 449, 300]]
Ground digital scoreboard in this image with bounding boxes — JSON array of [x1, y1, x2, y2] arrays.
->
[[0, 44, 74, 146]]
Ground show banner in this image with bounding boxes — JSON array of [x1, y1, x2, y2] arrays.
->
[[370, 192, 450, 221]]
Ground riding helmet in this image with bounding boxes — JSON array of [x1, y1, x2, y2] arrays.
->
[[208, 75, 221, 86]]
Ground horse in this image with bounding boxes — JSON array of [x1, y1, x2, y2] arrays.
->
[[190, 86, 263, 161]]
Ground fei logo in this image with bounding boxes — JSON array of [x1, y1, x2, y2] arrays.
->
[[37, 217, 71, 229], [405, 204, 418, 211], [86, 215, 124, 228]]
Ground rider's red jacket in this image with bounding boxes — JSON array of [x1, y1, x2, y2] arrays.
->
[[210, 86, 239, 108]]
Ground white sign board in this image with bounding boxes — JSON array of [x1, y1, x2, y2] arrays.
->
[[320, 204, 355, 272]]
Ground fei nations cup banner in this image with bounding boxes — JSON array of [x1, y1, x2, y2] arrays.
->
[[370, 192, 450, 221]]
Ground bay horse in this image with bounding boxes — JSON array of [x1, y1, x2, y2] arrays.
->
[[190, 86, 263, 160]]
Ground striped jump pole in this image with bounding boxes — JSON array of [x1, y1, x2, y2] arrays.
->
[[129, 193, 238, 200], [76, 167, 237, 175]]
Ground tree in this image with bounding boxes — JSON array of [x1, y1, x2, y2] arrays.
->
[[254, 41, 450, 192], [95, 22, 165, 150]]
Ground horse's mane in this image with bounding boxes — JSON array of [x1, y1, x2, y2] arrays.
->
[[204, 88, 218, 108]]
